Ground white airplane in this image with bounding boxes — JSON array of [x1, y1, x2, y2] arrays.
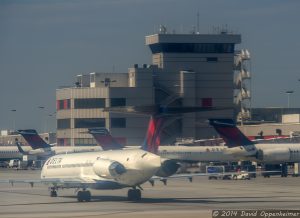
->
[[14, 129, 102, 158], [209, 119, 300, 164]]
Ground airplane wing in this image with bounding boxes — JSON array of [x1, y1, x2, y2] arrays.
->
[[150, 172, 225, 184], [0, 177, 96, 188], [0, 177, 126, 190], [149, 170, 281, 185]]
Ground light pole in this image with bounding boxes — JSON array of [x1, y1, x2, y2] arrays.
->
[[38, 106, 46, 133], [285, 91, 294, 108], [48, 112, 56, 132], [10, 109, 16, 131]]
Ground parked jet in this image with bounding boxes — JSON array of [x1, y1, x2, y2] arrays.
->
[[16, 129, 101, 158], [209, 119, 300, 163]]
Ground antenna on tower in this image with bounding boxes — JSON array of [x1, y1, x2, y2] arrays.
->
[[196, 11, 200, 34]]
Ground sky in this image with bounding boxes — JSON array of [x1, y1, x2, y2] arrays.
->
[[0, 0, 300, 132]]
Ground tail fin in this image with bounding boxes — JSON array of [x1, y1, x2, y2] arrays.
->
[[142, 116, 165, 154], [17, 129, 51, 149], [88, 128, 124, 150], [209, 119, 254, 147]]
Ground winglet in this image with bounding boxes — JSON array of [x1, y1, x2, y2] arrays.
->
[[209, 119, 254, 147], [15, 138, 28, 155]]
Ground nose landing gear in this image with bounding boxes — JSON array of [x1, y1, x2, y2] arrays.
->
[[50, 187, 57, 197]]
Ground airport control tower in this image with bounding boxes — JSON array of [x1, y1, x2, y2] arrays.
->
[[144, 28, 241, 138]]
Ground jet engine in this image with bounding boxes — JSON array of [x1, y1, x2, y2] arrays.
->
[[93, 159, 126, 179], [256, 148, 290, 163], [155, 159, 180, 177]]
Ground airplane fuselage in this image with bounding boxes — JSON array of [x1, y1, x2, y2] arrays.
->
[[158, 145, 248, 162], [41, 149, 161, 188], [159, 143, 300, 164]]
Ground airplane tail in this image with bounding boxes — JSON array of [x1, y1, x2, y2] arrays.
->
[[209, 119, 254, 147], [17, 129, 51, 149], [88, 128, 124, 150], [141, 116, 165, 154]]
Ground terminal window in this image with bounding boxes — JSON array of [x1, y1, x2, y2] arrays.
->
[[206, 57, 218, 62], [111, 118, 126, 128], [57, 138, 71, 146], [74, 138, 97, 146], [149, 43, 234, 54], [74, 118, 105, 128], [74, 98, 105, 109], [57, 119, 71, 129], [57, 99, 71, 110], [201, 98, 212, 107], [110, 98, 126, 107]]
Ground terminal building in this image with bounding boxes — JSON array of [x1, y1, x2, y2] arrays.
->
[[56, 29, 242, 146]]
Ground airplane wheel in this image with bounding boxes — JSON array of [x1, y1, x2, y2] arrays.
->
[[127, 189, 134, 201], [50, 190, 57, 197], [127, 189, 141, 201], [134, 189, 141, 201], [77, 191, 91, 202], [83, 191, 91, 202], [77, 191, 84, 202]]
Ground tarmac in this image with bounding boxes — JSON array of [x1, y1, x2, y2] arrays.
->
[[0, 169, 300, 218]]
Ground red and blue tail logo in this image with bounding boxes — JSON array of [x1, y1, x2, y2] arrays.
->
[[88, 128, 124, 150], [209, 119, 254, 147], [142, 116, 164, 154], [17, 129, 51, 149]]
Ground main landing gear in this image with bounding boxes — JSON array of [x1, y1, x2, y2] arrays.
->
[[50, 187, 57, 197], [77, 190, 91, 202], [127, 188, 141, 201]]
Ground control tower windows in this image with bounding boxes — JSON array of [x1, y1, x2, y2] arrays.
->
[[74, 98, 105, 109]]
